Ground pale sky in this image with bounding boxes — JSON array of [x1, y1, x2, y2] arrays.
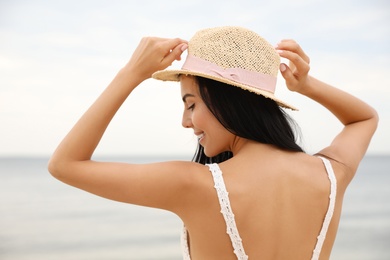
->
[[1, 0, 389, 157]]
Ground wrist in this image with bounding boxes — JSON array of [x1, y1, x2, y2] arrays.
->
[[295, 75, 315, 96], [116, 66, 145, 90]]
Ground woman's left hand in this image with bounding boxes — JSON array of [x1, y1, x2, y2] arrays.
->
[[275, 39, 311, 93], [125, 37, 188, 82]]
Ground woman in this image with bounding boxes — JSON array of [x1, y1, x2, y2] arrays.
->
[[48, 26, 378, 259]]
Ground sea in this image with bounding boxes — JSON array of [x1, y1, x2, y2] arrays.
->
[[0, 155, 389, 260]]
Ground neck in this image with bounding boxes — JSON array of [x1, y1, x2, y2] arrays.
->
[[229, 137, 274, 156]]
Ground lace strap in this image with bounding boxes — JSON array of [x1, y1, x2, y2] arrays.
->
[[311, 157, 337, 260], [207, 163, 249, 260], [181, 225, 191, 260]]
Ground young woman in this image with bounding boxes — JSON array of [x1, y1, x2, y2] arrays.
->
[[48, 26, 378, 259]]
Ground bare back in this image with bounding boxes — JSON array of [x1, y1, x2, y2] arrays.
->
[[47, 28, 378, 260], [178, 148, 347, 260]]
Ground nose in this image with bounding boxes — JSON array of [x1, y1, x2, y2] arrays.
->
[[182, 111, 193, 128]]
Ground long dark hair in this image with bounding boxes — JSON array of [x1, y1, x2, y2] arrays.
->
[[192, 76, 304, 164]]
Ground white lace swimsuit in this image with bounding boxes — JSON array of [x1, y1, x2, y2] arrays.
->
[[181, 157, 337, 260]]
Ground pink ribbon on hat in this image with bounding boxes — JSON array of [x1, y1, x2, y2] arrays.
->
[[181, 55, 276, 93]]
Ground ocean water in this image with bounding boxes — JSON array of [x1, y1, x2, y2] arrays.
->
[[0, 155, 389, 260]]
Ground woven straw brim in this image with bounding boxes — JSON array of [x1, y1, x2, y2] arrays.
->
[[152, 69, 298, 110]]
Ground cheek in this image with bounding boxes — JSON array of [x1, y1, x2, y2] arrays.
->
[[192, 104, 210, 125], [199, 115, 233, 156], [194, 103, 224, 133]]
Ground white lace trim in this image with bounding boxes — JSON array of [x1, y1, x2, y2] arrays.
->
[[311, 157, 337, 260], [181, 225, 191, 260], [208, 163, 249, 260]]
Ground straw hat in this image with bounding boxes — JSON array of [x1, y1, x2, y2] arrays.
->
[[152, 26, 297, 110]]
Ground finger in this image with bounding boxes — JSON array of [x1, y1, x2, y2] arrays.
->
[[279, 63, 297, 84], [158, 38, 187, 61], [176, 43, 188, 61], [276, 40, 310, 64], [161, 43, 188, 67], [277, 49, 310, 77], [160, 38, 188, 53], [276, 39, 303, 54], [279, 63, 303, 93]]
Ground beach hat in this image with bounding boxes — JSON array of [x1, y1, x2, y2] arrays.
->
[[152, 26, 297, 110]]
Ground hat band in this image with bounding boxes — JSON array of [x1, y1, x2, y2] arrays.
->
[[181, 55, 276, 93]]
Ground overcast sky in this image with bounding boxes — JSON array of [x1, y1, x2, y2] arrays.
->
[[1, 0, 389, 157]]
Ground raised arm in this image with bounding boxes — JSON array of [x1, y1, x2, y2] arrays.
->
[[276, 40, 378, 180], [48, 37, 192, 210]]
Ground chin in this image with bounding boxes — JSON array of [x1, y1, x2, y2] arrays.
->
[[203, 148, 216, 158]]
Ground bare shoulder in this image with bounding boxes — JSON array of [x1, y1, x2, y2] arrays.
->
[[227, 150, 350, 191], [289, 152, 351, 191], [144, 160, 216, 208]]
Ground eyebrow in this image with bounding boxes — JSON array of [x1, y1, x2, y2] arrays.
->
[[182, 93, 195, 103]]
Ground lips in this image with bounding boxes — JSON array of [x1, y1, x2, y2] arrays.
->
[[195, 132, 204, 141]]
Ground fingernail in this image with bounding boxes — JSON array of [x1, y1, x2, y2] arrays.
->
[[276, 50, 283, 54], [181, 44, 188, 52], [280, 63, 287, 72]]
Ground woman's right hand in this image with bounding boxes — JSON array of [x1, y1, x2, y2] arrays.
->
[[124, 37, 188, 82]]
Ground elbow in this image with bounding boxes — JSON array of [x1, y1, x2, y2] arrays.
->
[[47, 154, 66, 181], [47, 156, 60, 179], [371, 107, 380, 132], [359, 105, 380, 133], [374, 109, 379, 124]]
